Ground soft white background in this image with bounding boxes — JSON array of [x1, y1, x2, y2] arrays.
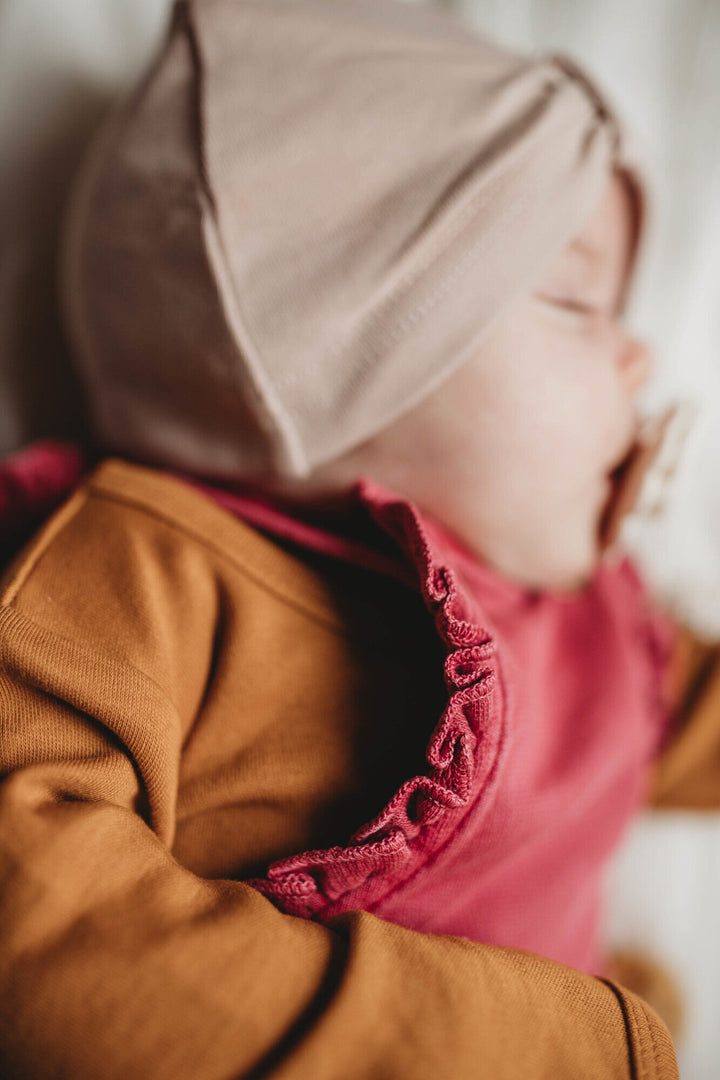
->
[[1, 0, 719, 1074]]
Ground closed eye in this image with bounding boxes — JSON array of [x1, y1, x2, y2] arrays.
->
[[535, 294, 605, 319]]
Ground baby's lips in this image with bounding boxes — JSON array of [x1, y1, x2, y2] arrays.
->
[[599, 400, 697, 553]]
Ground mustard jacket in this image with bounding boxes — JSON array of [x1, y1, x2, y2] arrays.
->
[[0, 459, 694, 1078]]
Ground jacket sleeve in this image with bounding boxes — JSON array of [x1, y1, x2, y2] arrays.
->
[[648, 620, 720, 809], [0, 489, 677, 1080]]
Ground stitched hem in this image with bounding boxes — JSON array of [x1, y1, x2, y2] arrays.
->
[[599, 978, 679, 1080]]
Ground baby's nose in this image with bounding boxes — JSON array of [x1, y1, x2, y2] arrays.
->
[[619, 336, 654, 395]]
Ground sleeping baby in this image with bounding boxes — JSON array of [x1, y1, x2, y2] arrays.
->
[[0, 1, 715, 1077]]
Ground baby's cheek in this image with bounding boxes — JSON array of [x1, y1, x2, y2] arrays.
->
[[558, 358, 623, 443]]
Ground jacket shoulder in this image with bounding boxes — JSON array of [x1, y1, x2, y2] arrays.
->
[[0, 458, 350, 727]]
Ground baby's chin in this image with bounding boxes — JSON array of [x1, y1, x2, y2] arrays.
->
[[534, 557, 602, 598], [509, 562, 599, 598], [473, 526, 603, 597]]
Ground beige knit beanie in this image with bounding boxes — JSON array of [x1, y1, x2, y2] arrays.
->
[[60, 0, 651, 481]]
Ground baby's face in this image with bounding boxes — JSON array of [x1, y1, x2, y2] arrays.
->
[[328, 171, 653, 593]]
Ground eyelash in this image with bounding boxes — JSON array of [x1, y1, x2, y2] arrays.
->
[[539, 295, 603, 320]]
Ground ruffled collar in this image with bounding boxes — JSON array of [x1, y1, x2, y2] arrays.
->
[[195, 474, 511, 918]]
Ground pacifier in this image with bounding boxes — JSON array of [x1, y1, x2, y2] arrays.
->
[[599, 400, 697, 555]]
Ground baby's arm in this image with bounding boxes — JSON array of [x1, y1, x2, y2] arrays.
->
[[649, 623, 720, 809], [0, 471, 676, 1080]]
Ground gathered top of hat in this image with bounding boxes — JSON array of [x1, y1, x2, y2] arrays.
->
[[61, 0, 650, 481]]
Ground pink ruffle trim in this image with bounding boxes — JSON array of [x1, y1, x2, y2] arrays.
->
[[245, 478, 506, 918]]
